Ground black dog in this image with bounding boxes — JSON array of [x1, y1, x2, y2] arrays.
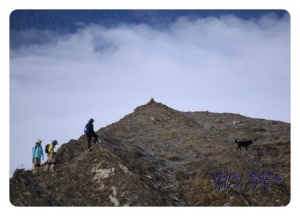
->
[[235, 139, 253, 151]]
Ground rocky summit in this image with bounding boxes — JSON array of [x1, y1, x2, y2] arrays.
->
[[10, 99, 290, 206]]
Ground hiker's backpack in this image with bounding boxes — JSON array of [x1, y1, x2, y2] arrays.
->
[[84, 123, 90, 135], [45, 144, 50, 153]]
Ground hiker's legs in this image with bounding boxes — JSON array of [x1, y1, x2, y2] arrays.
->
[[32, 158, 40, 175], [92, 133, 99, 144], [53, 153, 56, 164], [32, 158, 37, 174], [86, 135, 92, 149], [46, 155, 56, 172], [50, 154, 56, 171]]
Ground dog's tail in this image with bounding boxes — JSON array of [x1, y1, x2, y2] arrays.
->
[[235, 139, 238, 143]]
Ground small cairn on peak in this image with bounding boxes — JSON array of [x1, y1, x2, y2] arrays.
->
[[148, 98, 155, 104]]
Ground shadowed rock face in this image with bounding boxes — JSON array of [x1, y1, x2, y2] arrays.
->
[[10, 99, 290, 206]]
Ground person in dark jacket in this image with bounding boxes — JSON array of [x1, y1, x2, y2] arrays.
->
[[32, 139, 44, 175], [84, 118, 99, 151]]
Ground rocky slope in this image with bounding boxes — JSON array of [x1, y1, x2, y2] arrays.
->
[[10, 99, 290, 206]]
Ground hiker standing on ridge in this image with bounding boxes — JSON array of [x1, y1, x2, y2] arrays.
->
[[32, 139, 44, 176], [44, 140, 58, 172], [84, 118, 99, 151]]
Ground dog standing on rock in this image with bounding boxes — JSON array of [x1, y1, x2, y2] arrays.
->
[[235, 139, 253, 151]]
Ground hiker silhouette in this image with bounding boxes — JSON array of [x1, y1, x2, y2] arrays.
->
[[84, 118, 99, 151]]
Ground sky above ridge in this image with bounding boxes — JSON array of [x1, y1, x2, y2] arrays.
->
[[9, 10, 290, 175]]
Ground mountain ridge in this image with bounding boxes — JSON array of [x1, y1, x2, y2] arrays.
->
[[10, 99, 290, 206]]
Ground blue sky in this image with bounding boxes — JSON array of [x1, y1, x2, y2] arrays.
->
[[2, 1, 300, 213]]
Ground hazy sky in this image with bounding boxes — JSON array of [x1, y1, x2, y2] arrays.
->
[[8, 10, 291, 176]]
